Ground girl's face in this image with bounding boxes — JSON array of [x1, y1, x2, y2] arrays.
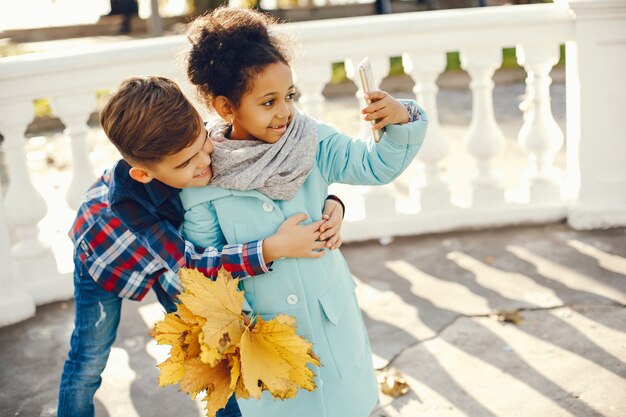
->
[[230, 61, 297, 144]]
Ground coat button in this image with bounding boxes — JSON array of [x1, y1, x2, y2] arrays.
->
[[262, 202, 274, 212], [286, 294, 299, 305]]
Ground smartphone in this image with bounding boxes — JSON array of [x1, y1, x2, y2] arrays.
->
[[358, 57, 383, 142]]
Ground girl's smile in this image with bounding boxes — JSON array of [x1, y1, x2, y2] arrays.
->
[[268, 122, 288, 134]]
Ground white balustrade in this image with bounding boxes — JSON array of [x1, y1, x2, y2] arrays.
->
[[4, 2, 625, 326], [460, 47, 506, 207], [294, 62, 332, 120], [516, 43, 564, 205], [0, 101, 73, 305], [52, 92, 98, 210], [566, 0, 626, 229], [0, 179, 36, 327], [403, 51, 451, 212]]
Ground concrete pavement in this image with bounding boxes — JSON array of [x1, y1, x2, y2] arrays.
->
[[0, 223, 624, 417]]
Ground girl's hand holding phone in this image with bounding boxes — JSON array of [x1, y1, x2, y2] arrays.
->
[[361, 91, 410, 131]]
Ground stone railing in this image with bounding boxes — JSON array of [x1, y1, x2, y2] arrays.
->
[[1, 0, 625, 326]]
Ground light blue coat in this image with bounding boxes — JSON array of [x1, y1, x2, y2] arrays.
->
[[180, 107, 428, 417]]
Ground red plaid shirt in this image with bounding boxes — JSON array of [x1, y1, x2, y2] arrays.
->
[[69, 168, 269, 301]]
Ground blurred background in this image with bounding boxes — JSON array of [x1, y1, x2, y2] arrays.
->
[[0, 0, 549, 44]]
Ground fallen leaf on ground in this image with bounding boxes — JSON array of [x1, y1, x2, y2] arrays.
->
[[490, 309, 523, 325], [377, 369, 410, 397]]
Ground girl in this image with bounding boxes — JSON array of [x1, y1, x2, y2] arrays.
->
[[180, 7, 428, 417]]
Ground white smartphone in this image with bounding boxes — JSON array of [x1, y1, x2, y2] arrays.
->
[[358, 57, 383, 143]]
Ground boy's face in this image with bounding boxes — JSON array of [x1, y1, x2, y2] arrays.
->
[[130, 127, 214, 189]]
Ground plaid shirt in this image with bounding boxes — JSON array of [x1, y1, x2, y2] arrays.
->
[[69, 163, 269, 301]]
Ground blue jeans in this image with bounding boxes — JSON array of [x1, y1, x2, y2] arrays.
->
[[58, 262, 241, 417]]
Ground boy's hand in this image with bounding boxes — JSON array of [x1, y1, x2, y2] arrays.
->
[[361, 90, 410, 131], [263, 213, 326, 262], [242, 312, 254, 329], [319, 199, 343, 250]]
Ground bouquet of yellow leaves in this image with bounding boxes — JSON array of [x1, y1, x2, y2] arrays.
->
[[150, 267, 321, 417]]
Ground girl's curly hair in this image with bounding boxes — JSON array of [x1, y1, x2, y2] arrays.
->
[[185, 7, 292, 110]]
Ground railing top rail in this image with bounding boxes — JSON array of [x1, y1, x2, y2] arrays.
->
[[282, 3, 574, 60], [0, 36, 188, 78], [0, 3, 575, 103], [282, 3, 574, 38]]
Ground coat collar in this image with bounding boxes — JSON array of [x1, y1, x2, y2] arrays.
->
[[180, 186, 277, 211]]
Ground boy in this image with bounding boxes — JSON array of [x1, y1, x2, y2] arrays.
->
[[58, 76, 345, 417]]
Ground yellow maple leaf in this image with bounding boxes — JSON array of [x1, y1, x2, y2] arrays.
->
[[169, 343, 187, 363], [178, 357, 227, 399], [152, 267, 322, 417], [150, 312, 190, 346], [179, 358, 233, 417], [178, 268, 245, 351], [151, 303, 204, 363], [199, 334, 225, 367], [227, 350, 251, 399], [176, 303, 206, 326], [183, 324, 203, 360], [227, 351, 241, 392], [240, 314, 320, 399], [157, 356, 186, 387]]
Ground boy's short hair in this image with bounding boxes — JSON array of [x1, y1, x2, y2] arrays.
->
[[100, 76, 203, 165]]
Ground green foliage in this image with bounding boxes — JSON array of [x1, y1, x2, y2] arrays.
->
[[446, 52, 462, 71], [32, 88, 110, 120], [34, 98, 52, 118], [557, 44, 566, 66], [331, 62, 346, 84], [0, 42, 32, 58], [390, 56, 403, 76]]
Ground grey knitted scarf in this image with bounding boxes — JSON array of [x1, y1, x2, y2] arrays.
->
[[207, 111, 318, 200]]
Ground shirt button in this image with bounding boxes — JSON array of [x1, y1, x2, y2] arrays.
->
[[262, 202, 274, 212], [286, 294, 299, 305]]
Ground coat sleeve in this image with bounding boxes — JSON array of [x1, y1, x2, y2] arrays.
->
[[316, 103, 428, 185], [182, 201, 253, 312], [182, 201, 225, 250]]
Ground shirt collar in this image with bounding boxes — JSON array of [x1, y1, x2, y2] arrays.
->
[[110, 160, 179, 208]]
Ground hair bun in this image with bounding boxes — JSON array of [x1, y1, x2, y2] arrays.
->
[[185, 6, 290, 109]]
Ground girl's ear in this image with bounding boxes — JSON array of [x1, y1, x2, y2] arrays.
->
[[213, 96, 235, 123], [128, 166, 154, 184]]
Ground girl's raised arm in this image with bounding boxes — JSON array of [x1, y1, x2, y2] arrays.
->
[[317, 103, 428, 186]]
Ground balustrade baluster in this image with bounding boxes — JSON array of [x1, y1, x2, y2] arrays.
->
[[403, 51, 451, 212], [0, 178, 36, 326], [0, 102, 72, 305], [295, 63, 332, 120], [460, 48, 506, 206], [52, 93, 97, 210], [344, 56, 397, 223], [516, 44, 564, 204]]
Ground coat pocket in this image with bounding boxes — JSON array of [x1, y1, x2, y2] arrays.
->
[[318, 277, 366, 378]]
